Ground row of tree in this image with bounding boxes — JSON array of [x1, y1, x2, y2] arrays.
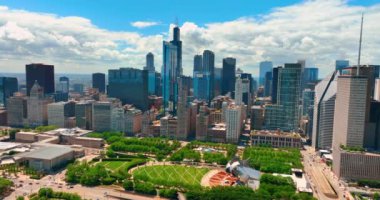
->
[[28, 188, 81, 200], [123, 180, 178, 199], [66, 161, 113, 186]]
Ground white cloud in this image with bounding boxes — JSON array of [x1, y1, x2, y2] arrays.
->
[[0, 0, 379, 78], [131, 21, 160, 28]]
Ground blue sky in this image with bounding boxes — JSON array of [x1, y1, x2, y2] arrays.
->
[[0, 0, 379, 76], [0, 0, 377, 35]]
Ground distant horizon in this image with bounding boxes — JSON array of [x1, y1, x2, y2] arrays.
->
[[0, 0, 379, 78]]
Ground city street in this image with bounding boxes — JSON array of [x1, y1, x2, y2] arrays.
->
[[302, 146, 352, 200], [5, 174, 164, 200]]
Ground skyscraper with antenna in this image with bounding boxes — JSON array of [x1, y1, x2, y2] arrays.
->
[[357, 13, 364, 76]]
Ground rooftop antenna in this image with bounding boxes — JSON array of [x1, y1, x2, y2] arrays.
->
[[357, 13, 364, 76], [174, 16, 179, 27]]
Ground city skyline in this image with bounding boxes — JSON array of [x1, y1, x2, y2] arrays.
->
[[0, 0, 379, 78]]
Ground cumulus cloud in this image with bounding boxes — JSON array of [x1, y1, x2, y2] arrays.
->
[[131, 21, 160, 28], [0, 0, 379, 78]]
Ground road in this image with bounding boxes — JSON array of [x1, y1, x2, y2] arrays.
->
[[4, 172, 166, 200], [302, 146, 352, 200], [3, 152, 166, 200]]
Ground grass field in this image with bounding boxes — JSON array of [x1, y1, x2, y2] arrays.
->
[[97, 161, 128, 171], [133, 165, 210, 189], [243, 146, 302, 174]]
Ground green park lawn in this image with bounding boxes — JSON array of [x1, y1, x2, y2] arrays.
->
[[97, 161, 128, 171], [243, 146, 303, 174], [133, 165, 210, 190]]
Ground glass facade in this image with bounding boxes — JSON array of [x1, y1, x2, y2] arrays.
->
[[162, 41, 178, 113], [108, 68, 149, 111], [277, 63, 302, 131]]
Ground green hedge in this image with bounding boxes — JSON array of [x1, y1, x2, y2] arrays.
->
[[123, 180, 134, 191], [134, 182, 156, 196], [358, 179, 380, 188], [159, 189, 178, 199]]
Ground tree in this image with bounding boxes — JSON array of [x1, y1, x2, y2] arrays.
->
[[374, 192, 380, 200], [159, 189, 178, 199], [0, 177, 13, 195], [123, 180, 134, 191], [134, 182, 156, 195]]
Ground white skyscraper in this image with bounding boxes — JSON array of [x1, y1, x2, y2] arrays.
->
[[312, 71, 339, 150], [225, 104, 241, 143], [27, 81, 53, 127], [332, 75, 368, 149], [235, 77, 243, 105]]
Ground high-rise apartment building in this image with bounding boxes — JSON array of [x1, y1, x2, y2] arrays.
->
[[75, 101, 94, 130], [160, 115, 178, 138], [92, 101, 113, 132], [225, 104, 241, 143], [176, 77, 190, 140], [92, 73, 106, 93], [196, 105, 209, 141], [26, 63, 55, 96], [222, 57, 236, 95], [124, 106, 142, 135], [251, 106, 264, 130], [0, 77, 18, 107], [7, 94, 27, 127], [47, 101, 75, 128]]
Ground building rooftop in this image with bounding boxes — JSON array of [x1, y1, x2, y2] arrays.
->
[[0, 142, 22, 151], [17, 131, 38, 135], [44, 128, 92, 136], [253, 130, 301, 138], [18, 146, 73, 160]]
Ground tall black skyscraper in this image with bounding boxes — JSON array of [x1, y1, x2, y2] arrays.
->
[[271, 66, 281, 104], [144, 52, 156, 95], [145, 52, 155, 71], [264, 71, 272, 97], [108, 68, 149, 111], [203, 50, 215, 101], [0, 77, 18, 107], [92, 73, 106, 93], [222, 57, 236, 95], [170, 26, 182, 77], [26, 63, 54, 96], [193, 55, 203, 72]]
